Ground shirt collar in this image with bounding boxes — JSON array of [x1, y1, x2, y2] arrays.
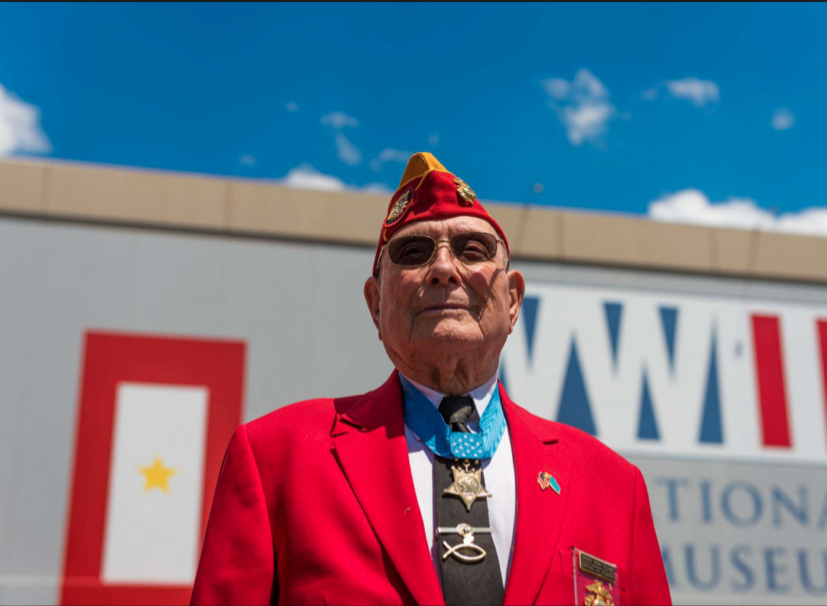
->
[[398, 373, 498, 416]]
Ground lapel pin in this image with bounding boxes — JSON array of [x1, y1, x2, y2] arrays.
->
[[538, 471, 561, 495]]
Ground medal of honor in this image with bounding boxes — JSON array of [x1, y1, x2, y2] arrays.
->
[[400, 376, 508, 462], [443, 460, 492, 511]]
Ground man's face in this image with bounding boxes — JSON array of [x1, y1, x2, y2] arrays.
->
[[365, 216, 525, 362]]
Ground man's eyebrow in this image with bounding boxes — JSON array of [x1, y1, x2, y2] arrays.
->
[[394, 229, 498, 239]]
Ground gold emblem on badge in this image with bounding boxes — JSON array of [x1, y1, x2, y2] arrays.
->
[[453, 177, 476, 205], [443, 460, 492, 511], [585, 580, 613, 606], [386, 189, 412, 225]]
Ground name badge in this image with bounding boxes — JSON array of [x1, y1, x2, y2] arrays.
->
[[572, 548, 621, 605]]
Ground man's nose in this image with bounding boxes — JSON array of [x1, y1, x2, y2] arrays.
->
[[425, 243, 461, 286]]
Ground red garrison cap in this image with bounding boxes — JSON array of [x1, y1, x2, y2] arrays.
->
[[372, 152, 510, 276]]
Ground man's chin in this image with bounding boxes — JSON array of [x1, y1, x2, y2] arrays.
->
[[411, 320, 483, 349]]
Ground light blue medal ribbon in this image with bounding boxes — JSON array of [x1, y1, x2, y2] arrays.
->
[[400, 375, 507, 460]]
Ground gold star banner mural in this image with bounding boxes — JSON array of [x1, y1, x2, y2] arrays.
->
[[61, 332, 245, 606]]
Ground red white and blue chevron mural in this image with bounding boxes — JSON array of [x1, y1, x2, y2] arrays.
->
[[501, 283, 827, 462]]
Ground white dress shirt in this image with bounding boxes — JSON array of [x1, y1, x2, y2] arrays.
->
[[400, 374, 516, 587]]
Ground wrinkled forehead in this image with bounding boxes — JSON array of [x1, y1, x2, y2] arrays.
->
[[391, 216, 500, 241]]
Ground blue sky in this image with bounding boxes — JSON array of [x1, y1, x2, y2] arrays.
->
[[1, 3, 826, 233]]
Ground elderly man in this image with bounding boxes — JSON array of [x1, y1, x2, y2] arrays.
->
[[191, 153, 671, 605]]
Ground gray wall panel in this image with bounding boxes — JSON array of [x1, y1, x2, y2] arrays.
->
[[3, 582, 59, 606], [0, 221, 59, 588], [3, 215, 827, 604]]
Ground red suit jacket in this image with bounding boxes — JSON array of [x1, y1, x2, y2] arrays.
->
[[191, 372, 671, 605]]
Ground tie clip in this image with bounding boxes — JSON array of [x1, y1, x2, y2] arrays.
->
[[435, 524, 492, 538]]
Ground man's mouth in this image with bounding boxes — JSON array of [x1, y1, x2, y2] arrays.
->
[[418, 304, 472, 315]]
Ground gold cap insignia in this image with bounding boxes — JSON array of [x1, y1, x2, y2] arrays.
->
[[386, 189, 413, 225], [453, 177, 476, 206]]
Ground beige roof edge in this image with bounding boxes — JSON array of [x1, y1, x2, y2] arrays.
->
[[2, 157, 826, 284]]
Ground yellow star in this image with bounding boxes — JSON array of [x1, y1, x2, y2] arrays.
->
[[139, 457, 176, 493]]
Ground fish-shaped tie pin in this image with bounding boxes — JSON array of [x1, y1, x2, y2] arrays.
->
[[538, 471, 561, 494]]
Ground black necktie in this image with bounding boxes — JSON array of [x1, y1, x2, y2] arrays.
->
[[434, 396, 505, 606]]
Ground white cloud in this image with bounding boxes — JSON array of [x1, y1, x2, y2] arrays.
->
[[334, 132, 362, 166], [561, 103, 615, 146], [320, 111, 361, 166], [281, 164, 347, 192], [542, 78, 571, 101], [285, 101, 299, 112], [428, 133, 439, 147], [641, 87, 659, 101], [649, 189, 827, 237], [369, 147, 411, 172], [773, 209, 827, 236], [540, 69, 616, 146], [280, 164, 390, 195], [360, 182, 393, 194], [239, 154, 256, 166], [320, 111, 358, 130], [771, 108, 795, 131], [0, 84, 51, 157], [662, 78, 719, 107]]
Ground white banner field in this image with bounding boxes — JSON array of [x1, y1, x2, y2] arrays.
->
[[102, 384, 208, 584]]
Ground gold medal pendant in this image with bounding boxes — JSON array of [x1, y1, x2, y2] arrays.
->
[[443, 460, 492, 511], [585, 581, 613, 606]]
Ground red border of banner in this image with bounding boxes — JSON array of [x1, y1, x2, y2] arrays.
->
[[60, 331, 245, 606]]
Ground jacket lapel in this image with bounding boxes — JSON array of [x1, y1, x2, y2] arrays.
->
[[500, 386, 573, 606], [331, 372, 444, 606]]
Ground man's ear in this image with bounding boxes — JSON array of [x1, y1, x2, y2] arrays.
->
[[506, 270, 526, 335], [363, 276, 383, 339]]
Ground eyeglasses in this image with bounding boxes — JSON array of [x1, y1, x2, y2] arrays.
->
[[377, 232, 505, 274]]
